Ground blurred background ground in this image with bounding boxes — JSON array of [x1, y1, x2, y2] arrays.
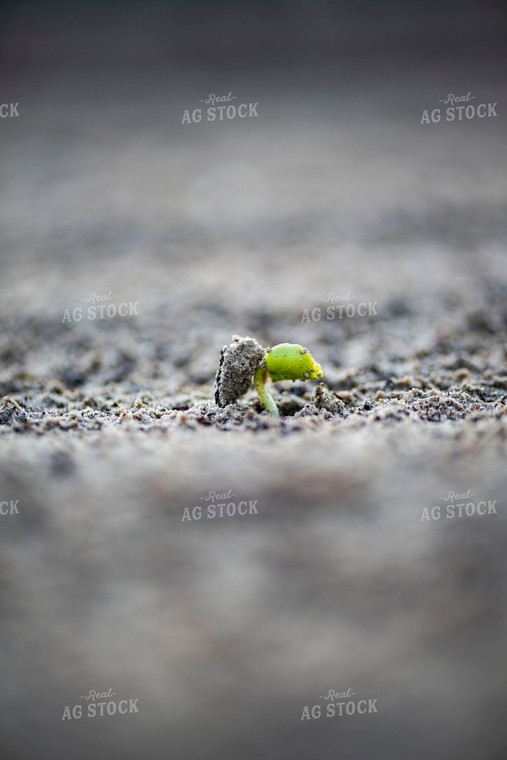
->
[[1, 2, 507, 759]]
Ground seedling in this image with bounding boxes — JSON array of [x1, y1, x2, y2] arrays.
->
[[254, 343, 322, 416], [215, 336, 323, 417]]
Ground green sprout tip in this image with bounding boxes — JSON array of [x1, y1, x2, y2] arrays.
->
[[255, 343, 323, 416]]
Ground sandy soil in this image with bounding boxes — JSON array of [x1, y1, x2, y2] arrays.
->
[[1, 6, 507, 758]]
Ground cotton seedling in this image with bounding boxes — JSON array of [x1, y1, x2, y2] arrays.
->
[[215, 336, 322, 417], [254, 343, 322, 416]]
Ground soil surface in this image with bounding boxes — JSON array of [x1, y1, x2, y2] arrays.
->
[[1, 5, 507, 760]]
